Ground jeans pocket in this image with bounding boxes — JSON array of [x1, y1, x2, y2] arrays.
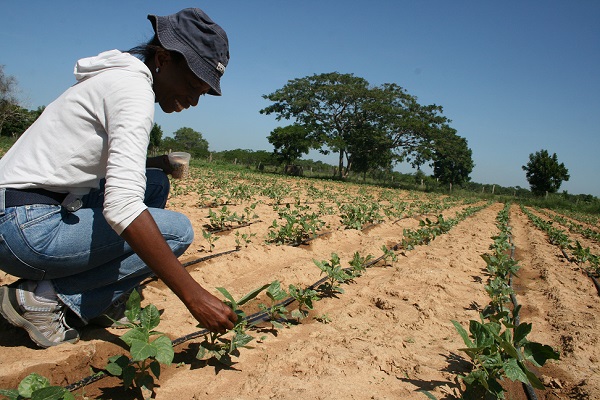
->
[[0, 234, 46, 280]]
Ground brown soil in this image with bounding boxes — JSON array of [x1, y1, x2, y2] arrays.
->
[[1, 169, 598, 399]]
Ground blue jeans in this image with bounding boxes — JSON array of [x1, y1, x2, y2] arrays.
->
[[0, 170, 194, 322]]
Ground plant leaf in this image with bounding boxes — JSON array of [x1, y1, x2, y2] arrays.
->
[[125, 289, 142, 322], [130, 338, 158, 362], [153, 335, 175, 365], [141, 304, 161, 331], [18, 373, 50, 398], [236, 284, 271, 306], [149, 360, 161, 380], [451, 320, 473, 347], [513, 322, 532, 345], [503, 358, 528, 384], [523, 342, 560, 367], [30, 386, 71, 400], [120, 328, 148, 348]]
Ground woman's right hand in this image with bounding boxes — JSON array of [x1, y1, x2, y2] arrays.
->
[[186, 287, 238, 333]]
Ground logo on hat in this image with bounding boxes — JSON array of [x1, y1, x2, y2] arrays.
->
[[216, 62, 226, 75]]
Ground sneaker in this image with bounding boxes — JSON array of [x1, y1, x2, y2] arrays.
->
[[88, 288, 138, 328], [0, 280, 79, 348]]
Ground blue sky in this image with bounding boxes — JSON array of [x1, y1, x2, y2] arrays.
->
[[3, 1, 599, 196]]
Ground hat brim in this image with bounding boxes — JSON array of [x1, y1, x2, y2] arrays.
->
[[148, 14, 222, 96]]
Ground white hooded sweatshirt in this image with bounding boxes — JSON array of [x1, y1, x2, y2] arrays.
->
[[0, 50, 155, 234]]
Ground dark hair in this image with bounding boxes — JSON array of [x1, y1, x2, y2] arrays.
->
[[126, 34, 185, 64]]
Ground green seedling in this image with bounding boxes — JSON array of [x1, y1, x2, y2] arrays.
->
[[380, 245, 397, 267], [452, 308, 559, 399], [288, 284, 319, 321], [258, 280, 289, 329], [314, 253, 353, 296], [348, 251, 374, 277], [234, 230, 256, 249], [105, 290, 174, 397], [0, 373, 74, 400], [196, 284, 269, 366], [267, 204, 325, 245], [202, 229, 220, 252]]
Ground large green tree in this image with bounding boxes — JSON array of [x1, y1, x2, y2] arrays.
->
[[261, 72, 371, 178], [261, 72, 454, 179], [522, 149, 570, 195], [267, 124, 314, 166], [431, 127, 474, 186]]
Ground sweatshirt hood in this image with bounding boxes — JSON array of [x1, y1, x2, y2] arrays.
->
[[74, 49, 152, 83]]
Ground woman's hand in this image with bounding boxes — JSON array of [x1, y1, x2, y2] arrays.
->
[[185, 287, 237, 333], [121, 210, 237, 334], [146, 155, 173, 175]]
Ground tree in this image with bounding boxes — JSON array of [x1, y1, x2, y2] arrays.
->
[[522, 149, 570, 195], [267, 124, 313, 166], [148, 123, 163, 155], [261, 72, 454, 179], [261, 72, 371, 178], [172, 127, 209, 159], [430, 127, 474, 186], [0, 65, 21, 136]]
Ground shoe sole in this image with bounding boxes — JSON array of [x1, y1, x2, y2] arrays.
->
[[0, 285, 79, 348]]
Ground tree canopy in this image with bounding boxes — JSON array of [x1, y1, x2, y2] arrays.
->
[[522, 149, 570, 195], [267, 124, 313, 166], [261, 72, 472, 181], [163, 127, 210, 159]]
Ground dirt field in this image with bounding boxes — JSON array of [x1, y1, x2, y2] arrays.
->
[[1, 167, 598, 399]]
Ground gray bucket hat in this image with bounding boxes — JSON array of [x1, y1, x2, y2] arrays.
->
[[148, 8, 229, 96]]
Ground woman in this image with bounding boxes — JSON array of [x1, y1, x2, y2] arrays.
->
[[0, 8, 237, 348]]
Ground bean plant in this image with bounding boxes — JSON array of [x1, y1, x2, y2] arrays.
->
[[288, 284, 320, 321], [452, 307, 559, 399], [105, 290, 174, 397], [258, 280, 289, 329], [196, 285, 268, 366], [0, 373, 74, 400], [314, 253, 353, 296]]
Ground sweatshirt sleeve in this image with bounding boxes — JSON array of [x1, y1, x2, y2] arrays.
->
[[102, 75, 155, 235]]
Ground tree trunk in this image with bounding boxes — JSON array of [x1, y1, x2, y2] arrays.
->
[[338, 150, 344, 179]]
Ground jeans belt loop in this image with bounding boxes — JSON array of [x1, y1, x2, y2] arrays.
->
[[0, 188, 5, 216]]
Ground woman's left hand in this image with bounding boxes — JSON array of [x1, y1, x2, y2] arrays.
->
[[146, 155, 173, 175]]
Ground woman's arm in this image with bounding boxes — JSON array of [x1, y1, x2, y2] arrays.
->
[[121, 209, 237, 333]]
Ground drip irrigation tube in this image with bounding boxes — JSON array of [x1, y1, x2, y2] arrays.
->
[[507, 234, 539, 400]]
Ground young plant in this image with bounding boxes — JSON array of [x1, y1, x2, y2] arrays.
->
[[105, 290, 174, 397], [258, 280, 289, 329], [348, 251, 374, 277], [202, 229, 220, 252], [380, 245, 398, 267], [234, 230, 256, 250], [452, 307, 559, 399], [196, 285, 269, 366], [267, 204, 325, 246], [0, 373, 74, 400], [288, 284, 320, 321], [314, 253, 353, 296]]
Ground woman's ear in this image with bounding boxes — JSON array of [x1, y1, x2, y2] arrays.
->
[[154, 49, 171, 71]]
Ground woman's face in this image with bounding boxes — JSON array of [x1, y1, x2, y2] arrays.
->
[[153, 52, 211, 113]]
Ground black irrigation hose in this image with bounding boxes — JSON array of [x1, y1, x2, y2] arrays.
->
[[507, 233, 538, 400]]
